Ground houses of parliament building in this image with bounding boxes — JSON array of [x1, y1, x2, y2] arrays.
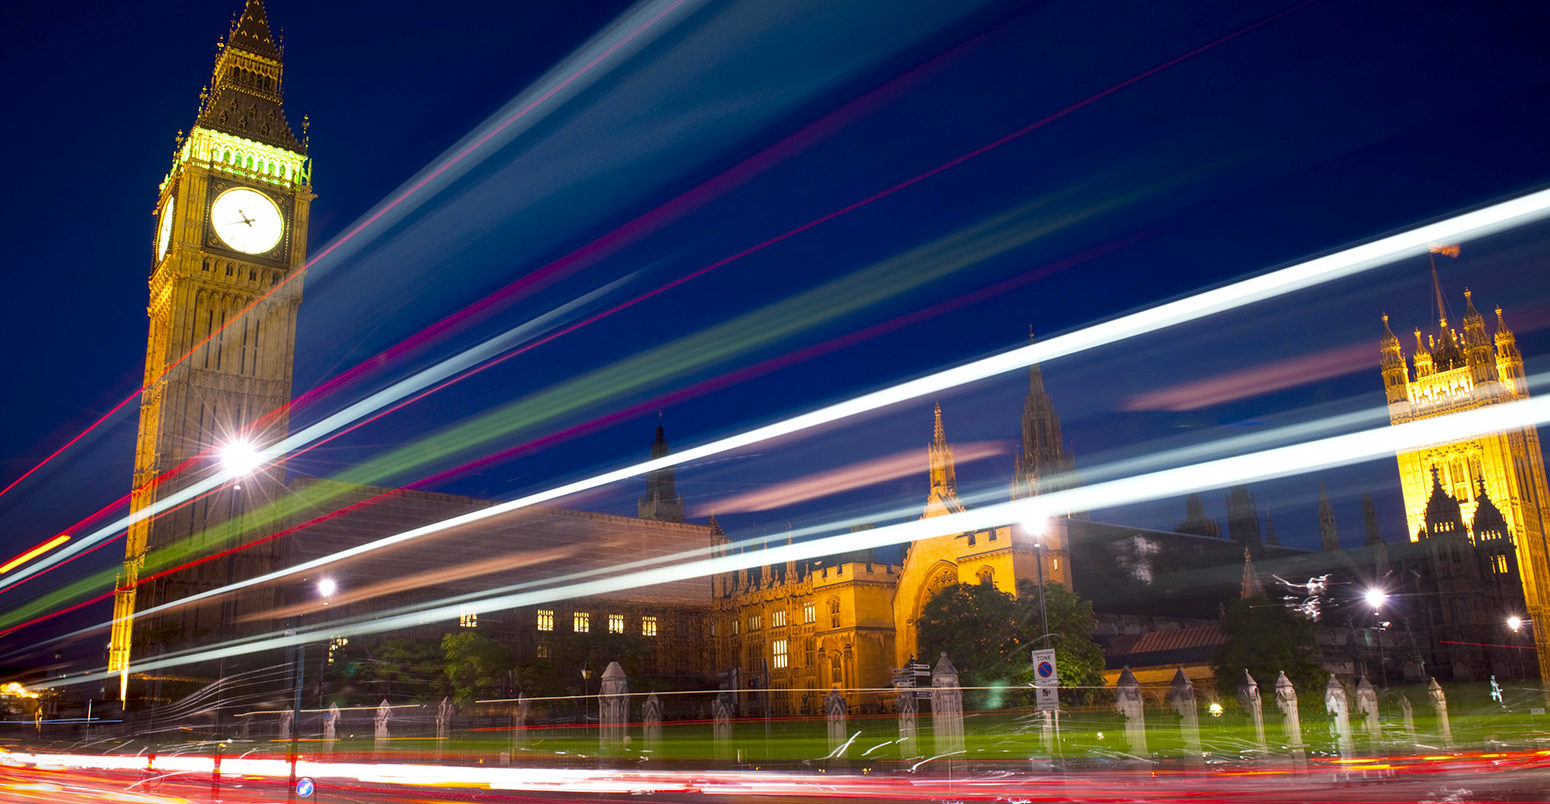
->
[[106, 1, 1549, 706]]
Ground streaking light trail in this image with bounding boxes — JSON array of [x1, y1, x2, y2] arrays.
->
[[79, 384, 1550, 680], [0, 0, 702, 505], [102, 185, 1550, 632], [0, 0, 1319, 596], [0, 535, 69, 575]]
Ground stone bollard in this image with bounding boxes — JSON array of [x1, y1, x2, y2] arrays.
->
[[323, 703, 339, 754], [1428, 678, 1453, 747], [643, 693, 663, 746], [1169, 668, 1202, 760], [436, 697, 452, 759], [1355, 677, 1380, 745], [1397, 695, 1417, 745], [825, 689, 849, 757], [512, 694, 530, 753], [1238, 670, 1266, 752], [1273, 671, 1305, 766], [278, 709, 293, 743], [931, 652, 966, 757], [712, 692, 734, 760], [1115, 667, 1148, 759], [896, 688, 918, 755], [1325, 677, 1353, 762], [373, 699, 391, 759], [599, 662, 628, 748]]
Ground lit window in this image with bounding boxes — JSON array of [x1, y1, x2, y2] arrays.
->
[[772, 609, 786, 628], [537, 609, 554, 631], [829, 598, 841, 628], [642, 616, 658, 636], [803, 603, 816, 624], [459, 606, 478, 628], [608, 613, 624, 634], [536, 643, 550, 659], [749, 613, 762, 631], [731, 618, 739, 635], [574, 611, 590, 633], [326, 636, 348, 666], [773, 638, 788, 669]]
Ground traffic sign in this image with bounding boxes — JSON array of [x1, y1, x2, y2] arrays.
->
[[1036, 685, 1059, 711], [295, 776, 316, 798], [1031, 649, 1057, 685]]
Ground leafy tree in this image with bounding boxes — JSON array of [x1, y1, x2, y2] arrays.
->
[[442, 631, 515, 706], [344, 636, 446, 702], [916, 579, 1105, 706], [1015, 579, 1106, 695], [1212, 597, 1326, 698]]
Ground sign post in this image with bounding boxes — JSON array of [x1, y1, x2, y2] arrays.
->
[[1031, 648, 1060, 761]]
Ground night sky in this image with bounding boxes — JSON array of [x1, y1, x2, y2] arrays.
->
[[4, 0, 1550, 658]]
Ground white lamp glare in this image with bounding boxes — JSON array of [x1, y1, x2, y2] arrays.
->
[[1364, 588, 1386, 610], [219, 439, 263, 479], [317, 577, 338, 598], [1507, 615, 1522, 632]]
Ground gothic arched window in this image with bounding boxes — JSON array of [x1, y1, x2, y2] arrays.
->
[[977, 566, 993, 586]]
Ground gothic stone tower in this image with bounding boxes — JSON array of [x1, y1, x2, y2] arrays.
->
[[107, 0, 312, 700], [1379, 276, 1550, 681]]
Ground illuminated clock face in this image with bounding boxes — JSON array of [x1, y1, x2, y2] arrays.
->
[[210, 187, 284, 254], [156, 196, 175, 261]]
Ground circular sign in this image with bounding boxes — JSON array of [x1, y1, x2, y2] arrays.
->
[[1037, 661, 1055, 679], [296, 777, 315, 798]]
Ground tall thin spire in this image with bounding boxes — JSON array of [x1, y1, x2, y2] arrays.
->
[[195, 0, 304, 152], [1318, 480, 1340, 551], [1430, 255, 1449, 329], [1013, 332, 1074, 500], [1240, 547, 1265, 600], [638, 415, 684, 522], [924, 403, 963, 518], [1361, 493, 1383, 546]]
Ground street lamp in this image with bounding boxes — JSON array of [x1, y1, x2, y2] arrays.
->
[[317, 577, 338, 600], [1021, 515, 1052, 650], [1508, 616, 1523, 633], [1361, 588, 1390, 684], [218, 439, 262, 486], [1364, 587, 1387, 612]]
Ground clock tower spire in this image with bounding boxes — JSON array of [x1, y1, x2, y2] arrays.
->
[[107, 0, 313, 701]]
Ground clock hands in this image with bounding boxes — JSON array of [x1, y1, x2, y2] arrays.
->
[[227, 210, 255, 228]]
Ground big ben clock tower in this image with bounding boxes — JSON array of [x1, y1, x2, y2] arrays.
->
[[108, 0, 311, 701]]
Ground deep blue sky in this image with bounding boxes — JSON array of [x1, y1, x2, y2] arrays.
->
[[4, 0, 1550, 657]]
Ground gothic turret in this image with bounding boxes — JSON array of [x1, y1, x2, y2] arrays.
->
[[196, 0, 305, 152], [1461, 289, 1498, 386], [1361, 493, 1383, 546], [1318, 480, 1340, 552], [1012, 336, 1075, 499], [638, 418, 685, 522], [1380, 314, 1409, 404], [1225, 484, 1261, 555], [1495, 307, 1526, 394], [1240, 547, 1266, 600], [924, 404, 964, 518], [1176, 493, 1221, 539]]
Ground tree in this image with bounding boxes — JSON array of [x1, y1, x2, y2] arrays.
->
[[916, 579, 1105, 705], [347, 636, 446, 702], [916, 583, 1024, 684], [442, 631, 514, 706], [1212, 598, 1326, 697], [1015, 579, 1106, 694]]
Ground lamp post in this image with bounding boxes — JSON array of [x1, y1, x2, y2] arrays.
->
[[286, 577, 336, 804], [1507, 616, 1531, 680], [1364, 587, 1388, 685], [1023, 516, 1052, 649], [580, 667, 593, 724]]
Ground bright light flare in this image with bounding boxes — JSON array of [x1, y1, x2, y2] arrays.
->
[[0, 535, 70, 575], [1365, 588, 1387, 610], [218, 440, 262, 480], [1507, 616, 1523, 632], [316, 577, 338, 598]]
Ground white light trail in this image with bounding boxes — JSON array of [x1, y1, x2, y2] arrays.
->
[[113, 187, 1550, 625], [62, 388, 1550, 683], [2, 280, 625, 588]]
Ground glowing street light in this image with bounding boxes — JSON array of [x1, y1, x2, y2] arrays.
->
[[317, 578, 338, 599], [1507, 615, 1523, 632], [218, 439, 263, 480], [1364, 587, 1387, 611]]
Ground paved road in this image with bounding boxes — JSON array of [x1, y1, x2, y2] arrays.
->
[[4, 750, 1549, 803]]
